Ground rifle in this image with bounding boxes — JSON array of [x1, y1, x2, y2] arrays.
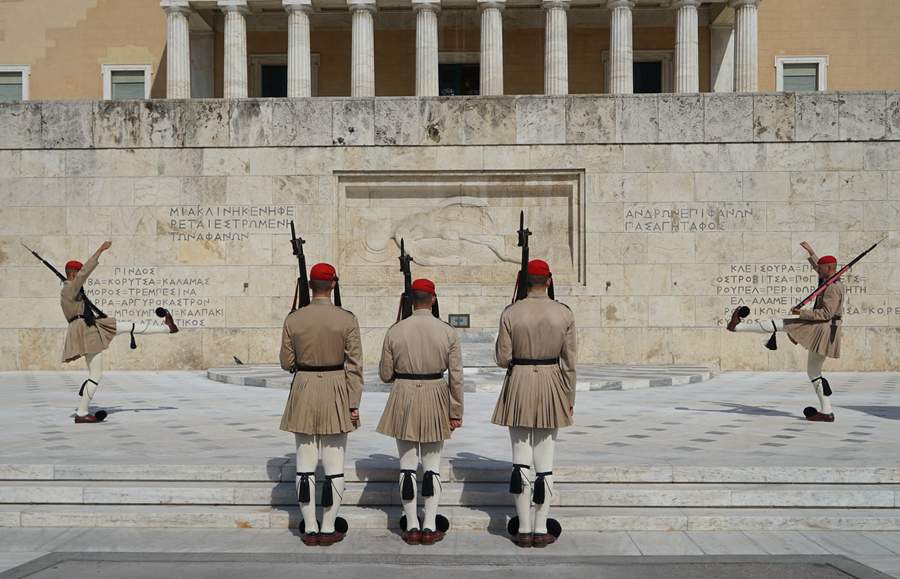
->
[[512, 211, 531, 303], [22, 243, 107, 322], [795, 237, 886, 310], [289, 221, 311, 311], [396, 238, 413, 322]]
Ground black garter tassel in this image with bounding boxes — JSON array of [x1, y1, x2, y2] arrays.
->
[[400, 469, 416, 501], [297, 472, 314, 504], [533, 471, 552, 505], [322, 473, 343, 507], [509, 464, 530, 494], [422, 470, 439, 497]]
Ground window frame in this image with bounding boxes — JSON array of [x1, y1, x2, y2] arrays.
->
[[248, 54, 320, 98], [775, 55, 828, 92], [101, 63, 153, 100], [601, 49, 674, 94], [0, 65, 31, 101]]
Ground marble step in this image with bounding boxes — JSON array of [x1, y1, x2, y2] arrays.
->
[[1, 482, 898, 509], [4, 504, 900, 532], [5, 463, 900, 484]]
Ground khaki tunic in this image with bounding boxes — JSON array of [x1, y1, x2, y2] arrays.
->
[[376, 309, 464, 443], [279, 298, 364, 435], [491, 292, 576, 429], [60, 257, 117, 363], [784, 253, 844, 359]]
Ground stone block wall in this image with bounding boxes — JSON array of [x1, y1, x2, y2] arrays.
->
[[1, 92, 898, 371]]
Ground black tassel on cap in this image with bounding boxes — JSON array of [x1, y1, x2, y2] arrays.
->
[[400, 469, 416, 501], [422, 470, 439, 497], [333, 278, 342, 307], [432, 298, 440, 319], [533, 471, 552, 505], [130, 323, 137, 350], [509, 464, 529, 494], [297, 472, 314, 504], [548, 275, 555, 300], [322, 473, 343, 507]]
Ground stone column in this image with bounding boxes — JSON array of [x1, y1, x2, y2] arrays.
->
[[413, 0, 440, 96], [709, 24, 734, 92], [478, 0, 505, 96], [220, 0, 249, 98], [162, 1, 192, 99], [349, 0, 376, 97], [730, 0, 761, 92], [284, 0, 314, 97], [606, 0, 635, 95], [672, 0, 701, 93], [542, 0, 570, 95]]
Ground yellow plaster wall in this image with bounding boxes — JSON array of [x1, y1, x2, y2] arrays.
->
[[1, 0, 167, 100], [758, 0, 900, 91]]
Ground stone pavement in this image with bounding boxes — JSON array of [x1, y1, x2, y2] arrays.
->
[[2, 370, 900, 577]]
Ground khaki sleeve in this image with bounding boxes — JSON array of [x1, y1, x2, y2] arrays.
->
[[494, 308, 513, 368], [344, 317, 364, 409], [378, 328, 395, 384], [559, 309, 577, 408], [447, 330, 464, 420], [807, 253, 819, 271], [279, 317, 296, 373], [798, 283, 842, 322]]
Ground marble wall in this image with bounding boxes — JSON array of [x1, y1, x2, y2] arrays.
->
[[1, 92, 898, 371]]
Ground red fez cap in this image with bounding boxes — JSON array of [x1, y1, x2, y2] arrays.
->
[[527, 260, 551, 276], [817, 255, 837, 265], [309, 263, 337, 281], [411, 278, 436, 295], [66, 261, 83, 271]]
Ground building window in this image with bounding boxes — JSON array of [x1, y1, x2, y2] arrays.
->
[[101, 63, 153, 99], [0, 65, 30, 101], [249, 54, 320, 97], [602, 50, 673, 94], [438, 52, 480, 96], [775, 56, 828, 92]]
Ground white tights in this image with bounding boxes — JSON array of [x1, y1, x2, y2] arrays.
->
[[396, 439, 443, 532], [295, 432, 347, 534], [75, 322, 170, 417], [509, 426, 557, 535], [735, 318, 831, 413]]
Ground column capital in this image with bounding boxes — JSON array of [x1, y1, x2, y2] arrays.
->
[[160, 0, 193, 15], [541, 0, 570, 10], [477, 0, 505, 12], [670, 0, 701, 9], [728, 0, 761, 8], [283, 0, 314, 14], [218, 0, 250, 14], [412, 0, 441, 14], [605, 0, 635, 9], [348, 0, 377, 13]]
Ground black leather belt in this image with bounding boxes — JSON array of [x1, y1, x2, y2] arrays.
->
[[511, 358, 559, 366], [295, 364, 344, 372], [393, 372, 443, 380], [67, 314, 85, 324]]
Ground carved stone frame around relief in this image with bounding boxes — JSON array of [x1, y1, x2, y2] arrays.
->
[[335, 170, 585, 288]]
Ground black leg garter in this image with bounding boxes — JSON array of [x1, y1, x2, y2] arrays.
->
[[322, 473, 344, 507], [297, 471, 314, 504]]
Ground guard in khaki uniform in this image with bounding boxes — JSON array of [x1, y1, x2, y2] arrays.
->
[[377, 279, 464, 546], [492, 260, 576, 548], [62, 241, 178, 424], [727, 242, 843, 422], [279, 263, 363, 547]]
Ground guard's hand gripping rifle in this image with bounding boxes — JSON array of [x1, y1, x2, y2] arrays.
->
[[22, 243, 107, 323], [512, 211, 531, 303], [794, 236, 886, 310], [289, 221, 311, 311], [396, 238, 413, 322]]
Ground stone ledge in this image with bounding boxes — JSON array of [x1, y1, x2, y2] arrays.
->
[[4, 92, 898, 150]]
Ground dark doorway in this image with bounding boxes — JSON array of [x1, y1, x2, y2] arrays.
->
[[633, 61, 662, 94], [262, 65, 288, 97], [439, 64, 480, 96]]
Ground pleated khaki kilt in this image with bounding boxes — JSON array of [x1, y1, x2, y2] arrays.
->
[[376, 379, 452, 443], [61, 317, 118, 363], [491, 365, 573, 429], [280, 370, 358, 435], [784, 319, 841, 358]]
